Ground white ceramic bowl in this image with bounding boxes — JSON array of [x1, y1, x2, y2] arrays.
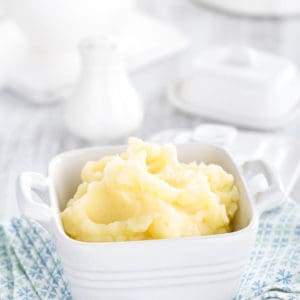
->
[[17, 144, 284, 300]]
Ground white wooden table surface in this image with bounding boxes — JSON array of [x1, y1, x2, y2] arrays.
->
[[1, 0, 300, 218]]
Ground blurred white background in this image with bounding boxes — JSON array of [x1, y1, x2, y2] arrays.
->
[[1, 0, 300, 218]]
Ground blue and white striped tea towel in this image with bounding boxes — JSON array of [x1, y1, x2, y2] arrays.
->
[[0, 217, 72, 300], [236, 200, 300, 299]]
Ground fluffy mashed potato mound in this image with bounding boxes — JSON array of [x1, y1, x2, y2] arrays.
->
[[61, 138, 239, 242]]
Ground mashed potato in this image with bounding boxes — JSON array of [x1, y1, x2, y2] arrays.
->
[[61, 138, 239, 242]]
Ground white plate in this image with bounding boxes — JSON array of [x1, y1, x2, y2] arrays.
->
[[121, 12, 188, 71], [149, 124, 300, 195], [0, 13, 188, 75], [192, 0, 300, 18]]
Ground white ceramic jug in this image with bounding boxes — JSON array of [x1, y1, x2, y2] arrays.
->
[[64, 37, 143, 141]]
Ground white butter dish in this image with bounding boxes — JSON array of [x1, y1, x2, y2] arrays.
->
[[168, 46, 300, 130]]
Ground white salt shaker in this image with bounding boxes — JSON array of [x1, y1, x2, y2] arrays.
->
[[64, 36, 143, 141]]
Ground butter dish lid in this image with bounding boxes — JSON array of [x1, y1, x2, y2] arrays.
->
[[168, 46, 300, 130]]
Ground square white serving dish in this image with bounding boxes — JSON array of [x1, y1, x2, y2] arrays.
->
[[17, 144, 284, 300]]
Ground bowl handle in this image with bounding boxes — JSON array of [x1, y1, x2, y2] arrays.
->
[[17, 172, 53, 223], [242, 160, 286, 216]]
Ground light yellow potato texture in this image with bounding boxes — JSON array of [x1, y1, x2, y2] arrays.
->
[[61, 138, 239, 242]]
